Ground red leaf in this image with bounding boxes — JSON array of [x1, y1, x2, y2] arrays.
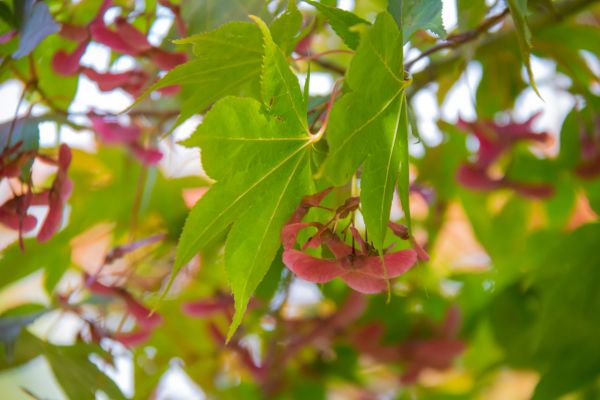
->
[[403, 338, 465, 370], [37, 145, 73, 242], [87, 278, 120, 297], [282, 249, 343, 283], [87, 278, 162, 329], [495, 112, 549, 143], [30, 190, 50, 206], [507, 181, 555, 199], [458, 114, 550, 168], [113, 329, 152, 347], [388, 221, 409, 240], [90, 116, 141, 144], [115, 17, 152, 52], [59, 23, 89, 42], [90, 21, 141, 55], [182, 298, 233, 317], [340, 271, 389, 294], [321, 231, 354, 259], [148, 48, 187, 70], [456, 163, 502, 191], [122, 294, 162, 329], [0, 206, 37, 231], [411, 238, 430, 262], [575, 154, 600, 179], [350, 227, 369, 254], [52, 41, 87, 76], [156, 85, 180, 96], [36, 188, 66, 242], [288, 187, 333, 223], [281, 222, 319, 250], [0, 30, 16, 44], [339, 250, 417, 294], [440, 305, 461, 337], [82, 67, 149, 93], [82, 67, 129, 90], [58, 143, 72, 171], [128, 143, 163, 165], [295, 34, 312, 56]]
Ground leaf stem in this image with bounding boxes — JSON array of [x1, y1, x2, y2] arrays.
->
[[309, 79, 342, 143]]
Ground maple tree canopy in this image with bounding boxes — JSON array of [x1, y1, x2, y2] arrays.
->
[[0, 0, 599, 398]]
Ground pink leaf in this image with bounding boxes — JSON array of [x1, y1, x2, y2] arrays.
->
[[281, 222, 319, 250], [36, 191, 66, 242], [90, 21, 141, 55], [123, 294, 162, 329], [128, 143, 163, 165], [340, 271, 388, 294], [115, 17, 152, 52], [30, 190, 50, 206], [52, 41, 88, 76], [58, 143, 72, 171], [411, 238, 430, 262], [440, 306, 461, 337], [82, 67, 148, 93], [282, 249, 343, 283], [0, 30, 17, 44], [82, 67, 130, 90], [182, 298, 232, 317], [113, 329, 152, 347], [59, 177, 74, 200], [388, 221, 409, 240], [89, 116, 141, 144], [295, 34, 312, 56], [456, 164, 502, 191], [87, 278, 120, 297], [404, 339, 465, 369], [321, 231, 354, 259], [0, 207, 37, 231], [345, 250, 417, 279], [507, 181, 554, 199], [338, 250, 417, 294], [59, 23, 89, 42], [575, 154, 600, 179], [288, 187, 333, 223], [156, 85, 181, 96], [148, 48, 187, 70]]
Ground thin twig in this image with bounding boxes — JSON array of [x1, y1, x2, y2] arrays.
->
[[405, 8, 510, 71], [5, 83, 29, 148], [410, 0, 598, 94]]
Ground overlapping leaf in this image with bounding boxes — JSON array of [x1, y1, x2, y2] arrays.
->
[[175, 17, 316, 339], [320, 12, 410, 250], [12, 0, 59, 58], [388, 0, 446, 42], [140, 22, 263, 129], [304, 0, 370, 50], [270, 0, 303, 54], [506, 0, 541, 97]]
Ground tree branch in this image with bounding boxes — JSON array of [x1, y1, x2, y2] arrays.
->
[[409, 0, 599, 95], [405, 8, 510, 71]]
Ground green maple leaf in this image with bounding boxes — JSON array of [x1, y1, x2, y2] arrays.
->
[[320, 12, 411, 251], [137, 21, 264, 130], [174, 16, 317, 339], [304, 0, 370, 50], [388, 0, 447, 42], [505, 0, 542, 98], [270, 0, 303, 54]]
